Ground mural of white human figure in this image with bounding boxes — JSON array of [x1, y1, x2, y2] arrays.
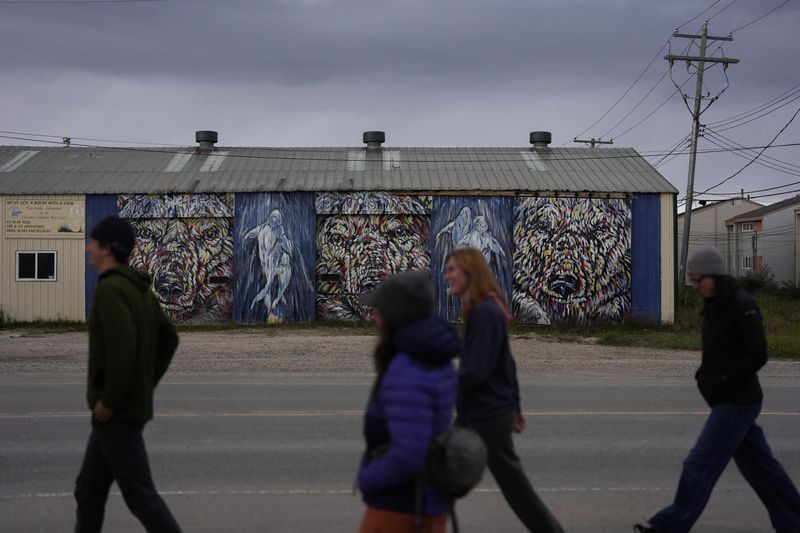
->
[[437, 207, 505, 266], [461, 215, 506, 264], [245, 209, 294, 317], [436, 206, 472, 248]]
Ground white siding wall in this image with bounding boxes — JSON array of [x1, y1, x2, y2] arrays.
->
[[1, 195, 86, 321], [761, 208, 796, 283], [676, 199, 762, 274]]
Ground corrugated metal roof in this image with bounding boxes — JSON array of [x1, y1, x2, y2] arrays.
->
[[0, 145, 678, 195]]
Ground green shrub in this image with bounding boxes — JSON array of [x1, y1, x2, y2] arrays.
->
[[738, 266, 777, 294]]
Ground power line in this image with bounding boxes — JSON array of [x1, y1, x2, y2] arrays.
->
[[675, 0, 725, 30], [3, 134, 799, 163], [704, 128, 800, 174], [649, 131, 693, 168], [0, 130, 184, 147], [611, 78, 692, 141], [698, 105, 800, 196], [706, 82, 800, 131], [567, 2, 720, 145], [706, 0, 739, 22], [599, 69, 671, 139], [703, 133, 800, 177], [569, 42, 670, 143], [730, 0, 793, 33], [0, 0, 165, 4]]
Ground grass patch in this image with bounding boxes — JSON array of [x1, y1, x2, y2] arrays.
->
[[174, 320, 375, 336], [0, 319, 87, 333], [3, 286, 799, 359], [522, 286, 799, 360]]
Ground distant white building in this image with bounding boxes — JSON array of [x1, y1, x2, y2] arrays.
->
[[726, 195, 800, 284], [677, 198, 762, 282]]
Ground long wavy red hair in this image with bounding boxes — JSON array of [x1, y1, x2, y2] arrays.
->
[[446, 248, 505, 319]]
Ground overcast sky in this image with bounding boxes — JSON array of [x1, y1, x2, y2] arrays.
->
[[1, 0, 798, 208]]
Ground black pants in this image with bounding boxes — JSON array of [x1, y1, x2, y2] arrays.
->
[[465, 411, 563, 533], [74, 418, 181, 533]]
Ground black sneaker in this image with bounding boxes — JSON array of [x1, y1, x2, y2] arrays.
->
[[633, 525, 657, 533]]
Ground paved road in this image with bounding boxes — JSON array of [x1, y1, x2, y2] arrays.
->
[[1, 373, 798, 532]]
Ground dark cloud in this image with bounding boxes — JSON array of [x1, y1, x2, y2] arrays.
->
[[1, 0, 798, 202]]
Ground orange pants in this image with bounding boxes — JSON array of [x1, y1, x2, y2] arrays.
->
[[358, 507, 447, 533]]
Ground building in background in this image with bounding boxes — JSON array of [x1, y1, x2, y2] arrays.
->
[[1, 130, 678, 324], [676, 197, 763, 283], [726, 195, 800, 283]]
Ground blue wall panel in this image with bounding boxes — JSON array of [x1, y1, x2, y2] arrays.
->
[[84, 195, 119, 320], [233, 193, 315, 323], [430, 196, 513, 321], [631, 193, 661, 322]]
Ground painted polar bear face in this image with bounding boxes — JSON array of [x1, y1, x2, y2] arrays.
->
[[513, 198, 631, 324], [316, 214, 430, 319], [130, 218, 233, 322]]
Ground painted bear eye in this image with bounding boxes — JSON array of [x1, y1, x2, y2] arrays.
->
[[137, 227, 153, 240], [203, 226, 220, 240]]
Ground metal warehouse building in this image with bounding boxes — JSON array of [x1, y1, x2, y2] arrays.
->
[[0, 131, 678, 325]]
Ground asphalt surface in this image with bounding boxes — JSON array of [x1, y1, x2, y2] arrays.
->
[[1, 372, 798, 532]]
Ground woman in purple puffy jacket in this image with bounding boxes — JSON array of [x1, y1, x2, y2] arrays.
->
[[357, 270, 459, 533]]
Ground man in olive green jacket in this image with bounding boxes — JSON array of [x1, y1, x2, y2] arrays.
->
[[75, 217, 181, 533]]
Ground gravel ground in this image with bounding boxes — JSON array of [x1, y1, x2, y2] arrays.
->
[[2, 329, 798, 378]]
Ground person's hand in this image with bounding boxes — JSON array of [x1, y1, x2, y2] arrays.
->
[[93, 401, 113, 422], [512, 412, 526, 433]]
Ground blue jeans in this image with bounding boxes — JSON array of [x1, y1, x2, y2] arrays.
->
[[650, 402, 800, 533]]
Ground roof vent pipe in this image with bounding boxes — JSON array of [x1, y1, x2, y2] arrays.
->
[[529, 131, 552, 150], [363, 131, 385, 151], [196, 130, 218, 150]]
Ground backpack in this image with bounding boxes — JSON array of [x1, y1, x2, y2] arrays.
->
[[414, 425, 487, 533], [423, 425, 487, 498]]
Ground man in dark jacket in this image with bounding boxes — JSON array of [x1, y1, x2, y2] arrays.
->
[[75, 217, 181, 533], [635, 246, 800, 533]]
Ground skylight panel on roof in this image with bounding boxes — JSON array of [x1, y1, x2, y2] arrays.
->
[[165, 152, 193, 172], [519, 151, 547, 171], [199, 152, 228, 172], [347, 151, 366, 171], [383, 151, 401, 170], [1, 150, 39, 172]]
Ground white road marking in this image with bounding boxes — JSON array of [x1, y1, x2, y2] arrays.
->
[[0, 486, 676, 501], [1, 410, 798, 419]]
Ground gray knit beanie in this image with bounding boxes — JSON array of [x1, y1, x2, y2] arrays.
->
[[687, 246, 726, 277], [358, 270, 434, 328]]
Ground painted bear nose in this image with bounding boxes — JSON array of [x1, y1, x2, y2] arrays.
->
[[155, 277, 185, 299]]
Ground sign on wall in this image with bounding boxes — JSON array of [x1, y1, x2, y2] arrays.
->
[[4, 198, 85, 238]]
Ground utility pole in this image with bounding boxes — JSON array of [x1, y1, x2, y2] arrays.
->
[[573, 138, 614, 149], [667, 22, 739, 285]]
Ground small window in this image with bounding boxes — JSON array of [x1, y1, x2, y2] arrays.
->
[[16, 251, 57, 281], [741, 256, 753, 270], [741, 222, 754, 232]]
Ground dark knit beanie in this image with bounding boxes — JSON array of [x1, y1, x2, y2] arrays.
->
[[90, 217, 136, 263], [358, 270, 434, 328], [687, 246, 726, 277]]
